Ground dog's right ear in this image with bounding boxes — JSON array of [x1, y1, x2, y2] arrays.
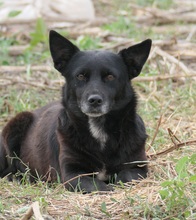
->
[[119, 39, 152, 79], [49, 30, 79, 73]]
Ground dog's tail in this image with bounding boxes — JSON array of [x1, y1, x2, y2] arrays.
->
[[0, 112, 34, 179]]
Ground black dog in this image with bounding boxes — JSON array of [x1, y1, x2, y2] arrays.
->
[[0, 31, 151, 192]]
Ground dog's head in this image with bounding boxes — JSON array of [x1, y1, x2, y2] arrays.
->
[[49, 30, 151, 117]]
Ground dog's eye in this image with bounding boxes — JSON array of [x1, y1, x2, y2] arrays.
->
[[105, 74, 115, 81], [77, 74, 86, 81]]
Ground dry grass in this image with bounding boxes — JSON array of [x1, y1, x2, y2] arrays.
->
[[0, 147, 195, 219], [0, 0, 196, 219]]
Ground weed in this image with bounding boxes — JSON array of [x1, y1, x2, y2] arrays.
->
[[100, 202, 111, 217], [110, 197, 119, 203], [102, 15, 164, 40], [103, 17, 141, 38], [0, 37, 17, 65], [21, 50, 50, 66], [125, 194, 135, 206], [28, 18, 48, 50], [0, 88, 58, 118], [136, 0, 174, 9], [39, 197, 48, 209], [75, 35, 102, 50], [8, 10, 22, 17], [0, 201, 4, 213], [159, 154, 196, 218], [16, 206, 30, 215]]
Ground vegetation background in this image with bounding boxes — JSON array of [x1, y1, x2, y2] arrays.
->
[[0, 0, 195, 219]]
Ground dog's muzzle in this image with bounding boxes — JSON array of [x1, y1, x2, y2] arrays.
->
[[88, 94, 103, 108], [80, 94, 109, 117]]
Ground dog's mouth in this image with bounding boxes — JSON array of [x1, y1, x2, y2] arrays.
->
[[84, 112, 104, 117], [81, 107, 108, 117], [80, 102, 110, 118]]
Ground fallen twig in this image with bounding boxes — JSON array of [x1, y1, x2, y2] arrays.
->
[[20, 206, 33, 220], [8, 45, 29, 56], [0, 65, 52, 74], [0, 76, 59, 90], [148, 139, 196, 159], [147, 114, 163, 152], [168, 128, 181, 144], [148, 128, 196, 159], [20, 201, 44, 220], [129, 3, 196, 24], [149, 46, 190, 74], [186, 27, 196, 41], [133, 73, 196, 82]]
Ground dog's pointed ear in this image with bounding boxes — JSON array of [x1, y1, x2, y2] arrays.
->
[[119, 39, 152, 79], [49, 30, 80, 73]]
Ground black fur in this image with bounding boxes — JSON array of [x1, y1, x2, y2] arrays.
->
[[0, 30, 152, 192]]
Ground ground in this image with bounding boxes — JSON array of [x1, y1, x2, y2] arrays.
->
[[0, 0, 195, 219]]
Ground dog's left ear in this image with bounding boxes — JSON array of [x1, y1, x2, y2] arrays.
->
[[49, 30, 80, 73], [119, 39, 152, 79]]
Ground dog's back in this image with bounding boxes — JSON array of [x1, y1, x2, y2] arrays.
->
[[0, 102, 62, 181], [20, 102, 63, 181]]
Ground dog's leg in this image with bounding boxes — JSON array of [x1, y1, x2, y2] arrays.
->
[[62, 172, 113, 193], [116, 166, 148, 183], [116, 114, 148, 183], [57, 123, 112, 193], [0, 112, 34, 179]]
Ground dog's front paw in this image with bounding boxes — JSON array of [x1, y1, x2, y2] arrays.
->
[[83, 180, 113, 193], [65, 176, 113, 193], [116, 168, 147, 183]]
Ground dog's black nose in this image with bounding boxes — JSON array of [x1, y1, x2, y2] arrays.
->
[[88, 95, 103, 106]]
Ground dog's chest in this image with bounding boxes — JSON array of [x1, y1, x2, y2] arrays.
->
[[88, 117, 113, 181], [88, 117, 108, 149]]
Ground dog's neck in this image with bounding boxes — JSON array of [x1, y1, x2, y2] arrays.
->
[[63, 94, 137, 150], [88, 116, 108, 149]]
